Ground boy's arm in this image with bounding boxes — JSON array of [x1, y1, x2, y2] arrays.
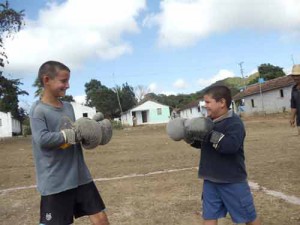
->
[[30, 117, 66, 149], [290, 108, 296, 127], [209, 121, 245, 154]]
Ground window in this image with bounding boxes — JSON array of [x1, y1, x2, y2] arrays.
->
[[197, 106, 201, 112], [0, 118, 2, 126], [157, 108, 162, 115], [251, 99, 255, 108], [83, 113, 88, 117], [280, 89, 284, 98]]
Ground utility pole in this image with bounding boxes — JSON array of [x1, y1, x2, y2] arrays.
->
[[291, 54, 295, 65], [112, 73, 123, 114], [238, 61, 246, 90]]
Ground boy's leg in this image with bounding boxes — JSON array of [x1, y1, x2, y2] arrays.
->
[[40, 189, 75, 225], [202, 180, 227, 222], [74, 181, 109, 224], [246, 217, 261, 225], [218, 182, 258, 224], [203, 219, 218, 225], [89, 211, 109, 225]]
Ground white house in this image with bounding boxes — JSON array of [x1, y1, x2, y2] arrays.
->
[[71, 102, 97, 120], [121, 100, 170, 126], [233, 75, 296, 115], [0, 111, 21, 138], [179, 99, 206, 119]]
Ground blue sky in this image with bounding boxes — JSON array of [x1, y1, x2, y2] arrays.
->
[[4, 0, 300, 110]]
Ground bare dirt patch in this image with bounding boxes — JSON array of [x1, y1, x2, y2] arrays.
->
[[0, 115, 300, 225]]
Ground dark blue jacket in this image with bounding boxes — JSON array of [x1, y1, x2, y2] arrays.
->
[[291, 85, 300, 126], [192, 112, 247, 183]]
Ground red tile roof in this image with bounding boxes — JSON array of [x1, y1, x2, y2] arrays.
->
[[233, 75, 296, 100]]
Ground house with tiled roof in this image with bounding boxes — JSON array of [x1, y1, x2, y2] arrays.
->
[[233, 75, 296, 115], [179, 99, 206, 118]]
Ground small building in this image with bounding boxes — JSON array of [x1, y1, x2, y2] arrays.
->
[[0, 111, 21, 138], [179, 99, 206, 119], [121, 100, 170, 126], [71, 102, 97, 120], [233, 75, 296, 115]]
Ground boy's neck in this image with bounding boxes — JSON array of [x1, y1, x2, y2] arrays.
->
[[41, 93, 62, 108]]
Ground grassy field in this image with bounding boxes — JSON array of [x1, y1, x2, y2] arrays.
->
[[0, 114, 300, 225]]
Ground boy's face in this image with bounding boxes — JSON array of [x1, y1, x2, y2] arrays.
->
[[44, 70, 70, 98], [204, 94, 227, 119]]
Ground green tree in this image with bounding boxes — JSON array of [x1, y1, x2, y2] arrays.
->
[[85, 79, 119, 118], [61, 95, 74, 102], [33, 77, 43, 98], [119, 82, 137, 112], [0, 0, 25, 67], [0, 74, 28, 119], [248, 63, 285, 85]]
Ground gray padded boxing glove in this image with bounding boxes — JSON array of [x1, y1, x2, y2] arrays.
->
[[74, 117, 103, 149], [184, 117, 214, 142], [92, 112, 104, 122], [98, 119, 113, 145], [92, 112, 112, 145], [166, 117, 186, 141]]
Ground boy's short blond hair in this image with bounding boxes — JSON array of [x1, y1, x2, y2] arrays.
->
[[38, 61, 70, 87]]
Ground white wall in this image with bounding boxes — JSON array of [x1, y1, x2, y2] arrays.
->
[[0, 111, 21, 137], [71, 102, 96, 120], [180, 101, 206, 119], [121, 111, 133, 126], [243, 86, 292, 114]]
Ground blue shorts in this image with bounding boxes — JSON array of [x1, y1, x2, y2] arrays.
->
[[202, 180, 257, 223]]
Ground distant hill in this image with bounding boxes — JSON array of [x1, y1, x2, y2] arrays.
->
[[145, 72, 260, 109], [195, 72, 259, 97]]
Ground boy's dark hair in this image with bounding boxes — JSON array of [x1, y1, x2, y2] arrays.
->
[[204, 85, 232, 109], [38, 61, 70, 87]]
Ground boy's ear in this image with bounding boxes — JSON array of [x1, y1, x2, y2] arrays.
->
[[220, 98, 227, 107], [42, 75, 50, 85]]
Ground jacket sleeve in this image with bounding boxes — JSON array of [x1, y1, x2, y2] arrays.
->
[[215, 121, 245, 154]]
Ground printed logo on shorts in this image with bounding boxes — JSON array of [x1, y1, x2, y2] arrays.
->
[[46, 213, 52, 221]]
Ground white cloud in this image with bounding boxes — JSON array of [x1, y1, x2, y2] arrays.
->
[[4, 0, 146, 74], [148, 82, 157, 92], [173, 78, 188, 89], [144, 0, 300, 47], [197, 69, 235, 88]]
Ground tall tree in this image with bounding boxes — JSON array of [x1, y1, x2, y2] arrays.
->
[[0, 0, 25, 67], [0, 74, 28, 118], [248, 63, 286, 85], [0, 1, 27, 122], [33, 77, 43, 98], [134, 85, 149, 102], [119, 82, 137, 112], [85, 79, 119, 118]]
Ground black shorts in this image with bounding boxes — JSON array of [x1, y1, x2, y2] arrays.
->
[[40, 181, 106, 225]]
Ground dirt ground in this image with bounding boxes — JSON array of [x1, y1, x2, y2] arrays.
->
[[0, 114, 300, 225]]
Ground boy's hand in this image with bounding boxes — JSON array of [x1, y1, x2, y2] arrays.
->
[[290, 118, 295, 127], [209, 131, 225, 149]]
